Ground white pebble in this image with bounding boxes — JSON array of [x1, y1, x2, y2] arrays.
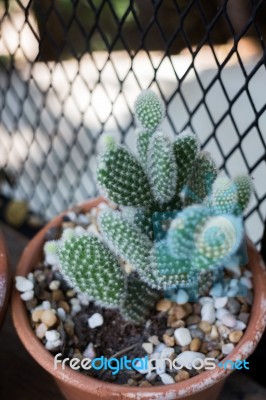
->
[[77, 214, 90, 225], [160, 373, 175, 385], [70, 298, 80, 306], [244, 270, 252, 278], [227, 287, 239, 297], [83, 343, 96, 359], [240, 276, 253, 289], [175, 289, 189, 305], [234, 320, 246, 330], [199, 297, 213, 305], [27, 272, 34, 283], [230, 279, 239, 287], [225, 264, 241, 277], [36, 323, 48, 339], [42, 301, 51, 310], [154, 343, 167, 354], [135, 358, 149, 374], [45, 330, 60, 342], [214, 297, 228, 309], [88, 313, 104, 329], [222, 343, 235, 355], [57, 308, 66, 321], [210, 283, 223, 297], [15, 276, 34, 292], [71, 305, 82, 315], [201, 302, 216, 324], [49, 280, 60, 291], [45, 339, 62, 350], [20, 290, 34, 301], [175, 351, 205, 369], [142, 342, 153, 354], [74, 226, 87, 236], [174, 327, 192, 346], [216, 308, 229, 320], [221, 313, 236, 328], [78, 293, 90, 306], [61, 228, 75, 242]]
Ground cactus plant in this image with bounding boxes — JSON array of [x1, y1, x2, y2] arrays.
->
[[58, 89, 252, 325]]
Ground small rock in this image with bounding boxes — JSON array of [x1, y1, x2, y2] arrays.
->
[[45, 339, 62, 350], [127, 378, 137, 386], [186, 315, 201, 326], [145, 372, 157, 382], [218, 324, 231, 339], [49, 280, 61, 291], [244, 270, 252, 278], [135, 358, 149, 374], [190, 338, 201, 352], [240, 276, 253, 289], [154, 343, 167, 354], [174, 328, 192, 346], [20, 290, 34, 301], [66, 289, 76, 298], [238, 312, 250, 324], [200, 342, 208, 354], [201, 302, 215, 324], [222, 343, 234, 355], [227, 298, 241, 314], [214, 297, 228, 309], [64, 320, 75, 336], [83, 343, 96, 359], [216, 307, 230, 320], [15, 276, 34, 292], [234, 320, 246, 331], [58, 300, 70, 313], [45, 330, 60, 342], [229, 330, 243, 343], [36, 323, 48, 339], [57, 308, 66, 321], [168, 318, 185, 329], [78, 293, 90, 306], [42, 301, 51, 310], [227, 287, 239, 297], [174, 369, 190, 382], [88, 313, 104, 329], [160, 373, 175, 385], [175, 351, 205, 369], [156, 299, 172, 312], [169, 304, 188, 320], [198, 321, 212, 334], [199, 297, 213, 305], [175, 289, 189, 305], [163, 334, 175, 347], [32, 309, 44, 322], [142, 342, 153, 354], [210, 325, 219, 340], [190, 328, 204, 340], [139, 381, 152, 387], [71, 304, 82, 315], [148, 335, 160, 345], [210, 283, 223, 297], [41, 309, 57, 328], [221, 313, 236, 328], [207, 350, 220, 358], [52, 290, 64, 302]]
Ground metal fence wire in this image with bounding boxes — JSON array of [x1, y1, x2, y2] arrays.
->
[[0, 0, 266, 245]]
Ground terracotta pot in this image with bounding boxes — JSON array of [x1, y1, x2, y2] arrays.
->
[[12, 198, 266, 400], [0, 231, 10, 328]]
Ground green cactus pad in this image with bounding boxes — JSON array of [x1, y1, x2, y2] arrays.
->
[[97, 144, 153, 207], [210, 175, 238, 215], [234, 174, 253, 214], [58, 235, 126, 307], [147, 131, 177, 204], [136, 128, 153, 168], [135, 90, 165, 131]]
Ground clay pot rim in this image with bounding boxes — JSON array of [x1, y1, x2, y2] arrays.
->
[[11, 197, 266, 398], [0, 230, 10, 327]]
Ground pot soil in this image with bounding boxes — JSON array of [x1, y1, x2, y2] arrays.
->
[[0, 231, 10, 328], [12, 198, 266, 400]]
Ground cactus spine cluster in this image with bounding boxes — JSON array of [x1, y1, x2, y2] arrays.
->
[[58, 90, 253, 325]]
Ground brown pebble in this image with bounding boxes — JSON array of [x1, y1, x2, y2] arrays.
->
[[169, 304, 188, 320], [207, 350, 220, 358], [190, 338, 201, 352], [32, 309, 44, 322], [62, 221, 75, 229], [58, 300, 70, 313], [210, 325, 219, 340], [72, 349, 83, 361], [198, 321, 212, 333], [40, 309, 57, 327], [66, 289, 76, 298], [156, 299, 172, 312], [38, 290, 52, 301], [52, 290, 64, 302], [200, 342, 208, 354], [26, 298, 38, 310], [168, 318, 185, 329], [139, 381, 152, 387], [183, 303, 193, 315], [193, 303, 202, 315], [127, 379, 137, 386], [163, 334, 175, 347], [240, 303, 250, 313], [186, 315, 201, 326], [175, 370, 190, 382], [229, 330, 243, 343], [64, 321, 75, 336]]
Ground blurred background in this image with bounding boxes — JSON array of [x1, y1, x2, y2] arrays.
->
[[0, 0, 265, 245]]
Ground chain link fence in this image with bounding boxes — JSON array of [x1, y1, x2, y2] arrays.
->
[[0, 0, 265, 244]]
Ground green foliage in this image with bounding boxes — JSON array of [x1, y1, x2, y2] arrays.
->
[[147, 131, 177, 204], [234, 174, 253, 214], [210, 175, 238, 215], [136, 128, 153, 168], [184, 151, 217, 205], [97, 144, 153, 207], [58, 236, 126, 307], [135, 90, 165, 131]]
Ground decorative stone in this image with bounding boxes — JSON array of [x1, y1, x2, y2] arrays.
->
[[45, 330, 60, 342], [32, 309, 44, 322], [238, 312, 250, 324], [160, 373, 175, 385], [45, 339, 62, 350], [142, 342, 153, 354], [210, 325, 219, 340], [42, 301, 51, 310], [40, 309, 57, 327], [229, 330, 243, 343], [220, 313, 236, 328], [240, 276, 253, 289], [83, 343, 96, 359], [20, 290, 34, 301], [156, 299, 172, 312], [214, 297, 228, 309], [210, 283, 223, 297], [198, 321, 212, 334], [169, 304, 188, 320], [52, 290, 64, 302], [163, 334, 175, 347], [15, 276, 34, 292], [222, 343, 234, 355], [148, 335, 160, 345], [35, 323, 48, 339], [174, 327, 192, 346], [201, 302, 215, 324], [186, 315, 201, 326], [49, 280, 61, 291], [175, 351, 205, 369], [175, 289, 189, 305], [57, 308, 66, 321], [227, 298, 241, 314], [190, 338, 201, 352], [199, 297, 213, 305], [88, 313, 104, 328], [174, 369, 190, 382], [58, 300, 70, 313], [234, 320, 246, 331]]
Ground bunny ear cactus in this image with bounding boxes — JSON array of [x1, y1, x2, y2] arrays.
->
[[234, 174, 253, 214], [58, 235, 126, 307], [135, 90, 165, 132]]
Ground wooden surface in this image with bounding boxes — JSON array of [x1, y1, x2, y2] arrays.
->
[[0, 222, 266, 400]]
